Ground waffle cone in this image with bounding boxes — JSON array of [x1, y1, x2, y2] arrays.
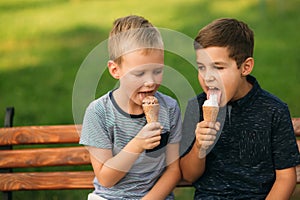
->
[[142, 104, 159, 123], [203, 106, 219, 122]]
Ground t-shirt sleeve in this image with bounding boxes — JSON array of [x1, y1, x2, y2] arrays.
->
[[79, 101, 112, 149], [179, 98, 200, 157], [272, 105, 300, 169], [168, 102, 182, 144]]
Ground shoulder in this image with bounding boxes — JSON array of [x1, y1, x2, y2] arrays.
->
[[258, 89, 289, 113], [86, 92, 112, 114], [186, 92, 206, 109], [155, 91, 179, 108], [250, 76, 287, 110], [182, 93, 206, 124], [155, 92, 182, 120], [253, 88, 292, 128]]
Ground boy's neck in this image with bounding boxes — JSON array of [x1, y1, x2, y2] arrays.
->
[[232, 77, 253, 102], [112, 89, 144, 115]]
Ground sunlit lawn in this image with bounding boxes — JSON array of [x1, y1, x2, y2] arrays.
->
[[0, 0, 299, 199]]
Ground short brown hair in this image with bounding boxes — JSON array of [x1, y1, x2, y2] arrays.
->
[[108, 15, 163, 65], [194, 18, 254, 67]]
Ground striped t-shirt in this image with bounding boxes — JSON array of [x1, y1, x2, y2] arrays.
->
[[80, 91, 182, 200]]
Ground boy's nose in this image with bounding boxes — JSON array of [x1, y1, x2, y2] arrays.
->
[[144, 80, 155, 87], [143, 73, 156, 86], [205, 74, 215, 82], [204, 70, 217, 82]]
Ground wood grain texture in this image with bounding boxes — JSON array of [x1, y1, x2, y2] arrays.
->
[[0, 171, 94, 191], [0, 146, 90, 168], [0, 125, 82, 145], [0, 119, 299, 192]]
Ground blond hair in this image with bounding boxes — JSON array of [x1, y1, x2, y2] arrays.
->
[[108, 15, 164, 65]]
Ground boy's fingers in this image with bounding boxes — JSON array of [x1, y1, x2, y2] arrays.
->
[[195, 121, 220, 152], [197, 121, 220, 133], [146, 122, 162, 130], [195, 126, 218, 136], [197, 121, 217, 129], [215, 122, 221, 131], [147, 141, 160, 150], [197, 133, 216, 141], [146, 135, 161, 143], [201, 140, 215, 149], [140, 126, 161, 139]]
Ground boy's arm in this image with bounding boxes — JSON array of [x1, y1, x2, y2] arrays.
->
[[180, 142, 206, 183], [89, 123, 162, 188], [266, 167, 296, 200], [142, 143, 181, 200], [292, 118, 300, 135], [89, 138, 142, 188], [180, 121, 219, 183]]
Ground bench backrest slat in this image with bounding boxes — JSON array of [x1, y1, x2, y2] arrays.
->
[[0, 146, 90, 168], [0, 117, 299, 193], [0, 171, 94, 191], [0, 125, 82, 146]]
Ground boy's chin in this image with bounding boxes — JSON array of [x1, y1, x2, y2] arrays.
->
[[219, 98, 228, 107], [219, 102, 226, 107]]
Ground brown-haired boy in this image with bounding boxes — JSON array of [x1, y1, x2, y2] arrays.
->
[[180, 18, 300, 199]]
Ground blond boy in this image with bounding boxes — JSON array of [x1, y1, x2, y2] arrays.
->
[[80, 15, 181, 200]]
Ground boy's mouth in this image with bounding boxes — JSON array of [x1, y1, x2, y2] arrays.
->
[[138, 91, 154, 101], [207, 87, 221, 105]]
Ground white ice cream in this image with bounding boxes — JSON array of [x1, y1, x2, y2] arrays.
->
[[203, 93, 219, 107]]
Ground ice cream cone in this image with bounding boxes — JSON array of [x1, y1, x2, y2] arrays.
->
[[203, 106, 219, 122], [142, 96, 159, 123], [202, 92, 219, 122]]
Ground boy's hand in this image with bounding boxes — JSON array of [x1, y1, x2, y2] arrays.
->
[[134, 122, 162, 152], [195, 121, 220, 158]]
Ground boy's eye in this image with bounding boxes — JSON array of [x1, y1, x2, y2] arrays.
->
[[133, 72, 144, 77], [198, 65, 205, 71], [153, 68, 163, 75], [214, 65, 224, 70]]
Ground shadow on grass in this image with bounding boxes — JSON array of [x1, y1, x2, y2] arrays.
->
[[170, 0, 300, 117], [0, 24, 107, 126], [0, 1, 300, 199], [0, 0, 68, 13], [0, 23, 105, 200]]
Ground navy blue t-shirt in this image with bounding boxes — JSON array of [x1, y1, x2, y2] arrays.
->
[[180, 75, 300, 199]]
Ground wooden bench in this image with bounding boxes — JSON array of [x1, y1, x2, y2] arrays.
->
[[0, 107, 300, 199], [0, 108, 190, 200]]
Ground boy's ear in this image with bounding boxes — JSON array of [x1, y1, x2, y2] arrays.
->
[[241, 57, 254, 76], [107, 60, 120, 79]]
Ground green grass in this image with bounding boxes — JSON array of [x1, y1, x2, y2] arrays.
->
[[1, 0, 299, 124], [1, 0, 300, 199]]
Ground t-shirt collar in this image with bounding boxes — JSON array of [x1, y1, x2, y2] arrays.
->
[[109, 90, 145, 118], [228, 75, 260, 108]]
